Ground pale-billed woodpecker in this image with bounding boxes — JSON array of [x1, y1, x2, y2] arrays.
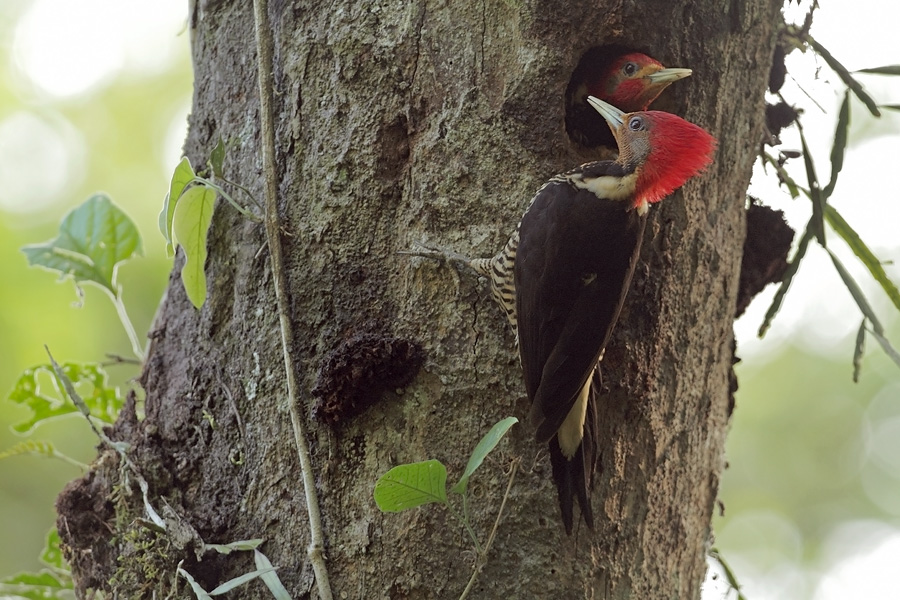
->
[[515, 98, 715, 532], [566, 52, 693, 149], [408, 84, 715, 532]]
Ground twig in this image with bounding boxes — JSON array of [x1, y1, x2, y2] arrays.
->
[[101, 353, 143, 367], [250, 1, 334, 599], [458, 458, 520, 600]]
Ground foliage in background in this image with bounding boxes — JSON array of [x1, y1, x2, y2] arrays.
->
[[759, 14, 900, 380], [0, 0, 190, 577]]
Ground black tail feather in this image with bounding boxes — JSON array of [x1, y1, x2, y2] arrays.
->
[[549, 368, 602, 534]]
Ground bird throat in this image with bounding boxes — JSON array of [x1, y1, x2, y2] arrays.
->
[[572, 171, 638, 203]]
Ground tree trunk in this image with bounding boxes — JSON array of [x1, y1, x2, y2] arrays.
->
[[57, 0, 782, 597]]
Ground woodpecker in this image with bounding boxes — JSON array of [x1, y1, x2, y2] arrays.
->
[[515, 98, 715, 531], [566, 52, 693, 149]]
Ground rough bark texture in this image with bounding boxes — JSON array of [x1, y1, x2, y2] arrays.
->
[[57, 0, 783, 598]]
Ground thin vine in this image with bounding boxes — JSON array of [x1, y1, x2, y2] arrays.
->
[[250, 0, 335, 598]]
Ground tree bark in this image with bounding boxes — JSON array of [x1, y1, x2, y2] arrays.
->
[[57, 0, 782, 598]]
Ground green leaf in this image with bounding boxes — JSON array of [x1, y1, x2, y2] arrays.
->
[[178, 566, 212, 600], [22, 193, 142, 296], [809, 36, 881, 117], [827, 249, 887, 338], [40, 529, 68, 572], [869, 328, 900, 371], [797, 126, 826, 246], [204, 539, 264, 555], [209, 138, 226, 179], [452, 417, 518, 495], [254, 550, 292, 600], [759, 224, 814, 338], [853, 319, 866, 383], [374, 459, 448, 512], [709, 549, 748, 600], [856, 64, 900, 75], [159, 157, 196, 257], [0, 570, 73, 600], [7, 363, 123, 435], [0, 440, 57, 461], [824, 204, 900, 313], [0, 440, 88, 469], [823, 91, 850, 200], [173, 186, 216, 308], [208, 568, 276, 596]]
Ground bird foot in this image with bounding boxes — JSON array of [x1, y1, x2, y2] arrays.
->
[[398, 242, 475, 270]]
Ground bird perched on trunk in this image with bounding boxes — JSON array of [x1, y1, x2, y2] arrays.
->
[[515, 98, 715, 531], [565, 52, 693, 149], [404, 93, 715, 532]]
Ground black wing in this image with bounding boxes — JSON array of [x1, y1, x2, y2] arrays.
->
[[515, 177, 646, 443]]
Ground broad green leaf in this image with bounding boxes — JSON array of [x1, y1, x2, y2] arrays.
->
[[160, 157, 196, 257], [809, 37, 881, 117], [209, 568, 276, 596], [254, 550, 291, 600], [853, 319, 866, 383], [452, 417, 518, 495], [374, 459, 448, 512], [7, 363, 123, 435], [824, 204, 900, 313], [856, 64, 900, 75], [823, 91, 850, 200], [797, 126, 826, 246], [22, 193, 142, 296], [209, 138, 226, 179], [178, 566, 212, 600], [204, 539, 264, 555], [173, 186, 216, 308], [759, 224, 814, 338]]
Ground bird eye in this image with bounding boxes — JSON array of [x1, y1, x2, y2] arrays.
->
[[623, 62, 638, 77], [628, 116, 644, 131]]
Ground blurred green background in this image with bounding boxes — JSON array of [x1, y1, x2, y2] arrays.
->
[[0, 1, 898, 599], [0, 0, 190, 580]]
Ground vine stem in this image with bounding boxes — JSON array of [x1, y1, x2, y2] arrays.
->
[[458, 458, 520, 600], [250, 1, 334, 599], [112, 289, 144, 361], [445, 499, 483, 555]]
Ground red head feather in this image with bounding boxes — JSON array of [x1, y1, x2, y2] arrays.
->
[[634, 111, 716, 209], [586, 53, 665, 112]]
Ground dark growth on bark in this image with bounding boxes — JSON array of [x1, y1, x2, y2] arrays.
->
[[736, 201, 794, 318], [312, 332, 425, 425], [768, 43, 787, 94]]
